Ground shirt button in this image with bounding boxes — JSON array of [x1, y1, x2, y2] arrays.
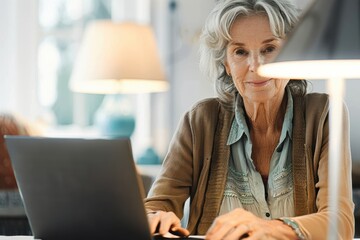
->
[[265, 212, 271, 217]]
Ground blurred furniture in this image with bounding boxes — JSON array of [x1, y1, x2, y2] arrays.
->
[[137, 165, 162, 195], [0, 113, 31, 235]]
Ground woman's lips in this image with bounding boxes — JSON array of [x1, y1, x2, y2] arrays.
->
[[246, 79, 272, 87]]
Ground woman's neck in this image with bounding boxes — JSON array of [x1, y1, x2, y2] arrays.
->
[[243, 92, 287, 134]]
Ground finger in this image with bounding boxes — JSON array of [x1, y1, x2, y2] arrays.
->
[[244, 221, 293, 240], [158, 212, 181, 235], [206, 217, 228, 236], [206, 220, 238, 240], [245, 230, 266, 240], [147, 212, 161, 234], [245, 226, 276, 240], [223, 225, 250, 240], [207, 209, 251, 237], [170, 226, 190, 237]]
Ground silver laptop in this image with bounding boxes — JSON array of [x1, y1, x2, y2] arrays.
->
[[5, 136, 153, 240]]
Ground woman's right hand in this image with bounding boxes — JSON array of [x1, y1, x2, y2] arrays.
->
[[147, 210, 190, 237]]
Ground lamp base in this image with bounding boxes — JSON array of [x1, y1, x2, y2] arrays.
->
[[94, 94, 135, 138], [137, 147, 161, 165]]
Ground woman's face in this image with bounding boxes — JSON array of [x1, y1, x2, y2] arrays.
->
[[224, 14, 290, 103]]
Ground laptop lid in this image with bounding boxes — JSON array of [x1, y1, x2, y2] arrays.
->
[[5, 136, 152, 240]]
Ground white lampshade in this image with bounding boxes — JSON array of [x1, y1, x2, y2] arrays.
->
[[69, 20, 168, 94], [258, 0, 360, 79]]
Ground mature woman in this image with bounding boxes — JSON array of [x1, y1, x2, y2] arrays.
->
[[145, 0, 354, 239]]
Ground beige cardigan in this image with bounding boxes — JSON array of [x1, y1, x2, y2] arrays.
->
[[145, 93, 354, 239]]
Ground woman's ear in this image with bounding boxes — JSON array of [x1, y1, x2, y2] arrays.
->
[[224, 60, 231, 77]]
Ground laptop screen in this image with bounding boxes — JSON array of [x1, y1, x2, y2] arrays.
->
[[5, 136, 152, 240]]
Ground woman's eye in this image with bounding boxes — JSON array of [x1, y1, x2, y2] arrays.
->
[[262, 46, 276, 54], [235, 49, 247, 56]]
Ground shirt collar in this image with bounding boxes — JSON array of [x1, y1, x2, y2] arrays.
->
[[277, 88, 293, 151], [227, 88, 293, 146]]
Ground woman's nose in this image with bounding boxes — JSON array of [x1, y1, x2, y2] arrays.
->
[[248, 54, 261, 72]]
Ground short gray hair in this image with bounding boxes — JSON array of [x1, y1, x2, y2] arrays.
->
[[199, 0, 306, 110]]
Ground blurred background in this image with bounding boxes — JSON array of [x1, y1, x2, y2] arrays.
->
[[0, 0, 359, 162]]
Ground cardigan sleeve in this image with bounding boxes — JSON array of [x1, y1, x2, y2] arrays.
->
[[294, 102, 354, 239], [144, 110, 194, 219], [144, 98, 221, 221]]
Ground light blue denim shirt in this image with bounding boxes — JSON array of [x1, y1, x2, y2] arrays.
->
[[219, 89, 295, 220]]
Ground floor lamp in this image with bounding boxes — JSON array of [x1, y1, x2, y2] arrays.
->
[[258, 0, 360, 239], [69, 20, 168, 156]]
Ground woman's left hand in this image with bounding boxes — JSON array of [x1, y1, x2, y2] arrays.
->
[[205, 208, 297, 240]]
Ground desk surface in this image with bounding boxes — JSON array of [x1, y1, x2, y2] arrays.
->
[[0, 236, 207, 240], [1, 237, 360, 240]]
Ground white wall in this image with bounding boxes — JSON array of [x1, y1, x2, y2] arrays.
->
[[0, 0, 39, 120], [167, 0, 217, 133]]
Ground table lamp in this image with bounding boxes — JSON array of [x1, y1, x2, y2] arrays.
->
[[258, 0, 360, 239], [69, 20, 168, 139]]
